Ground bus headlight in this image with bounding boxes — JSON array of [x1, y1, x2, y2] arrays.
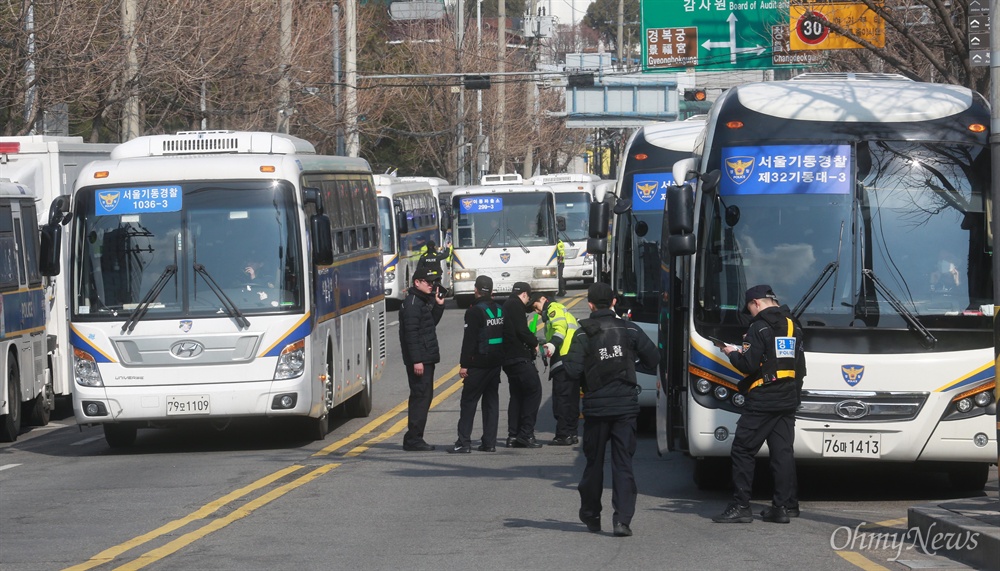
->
[[534, 267, 557, 279], [384, 268, 396, 283], [454, 269, 476, 281], [74, 347, 104, 387], [973, 391, 992, 407], [695, 379, 711, 394], [713, 386, 729, 400], [274, 340, 305, 380], [583, 253, 594, 263], [943, 380, 996, 420]]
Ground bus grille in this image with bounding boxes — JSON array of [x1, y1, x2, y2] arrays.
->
[[797, 391, 927, 423], [161, 135, 240, 154]]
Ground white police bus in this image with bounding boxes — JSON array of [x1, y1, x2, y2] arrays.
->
[[0, 180, 58, 441], [450, 174, 559, 307], [375, 175, 444, 306], [49, 131, 386, 447], [662, 74, 994, 490], [528, 173, 604, 285]]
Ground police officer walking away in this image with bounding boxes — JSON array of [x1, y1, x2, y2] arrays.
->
[[502, 282, 543, 448], [400, 267, 446, 451], [564, 283, 659, 537], [529, 292, 580, 445], [448, 276, 504, 453], [712, 285, 806, 524]]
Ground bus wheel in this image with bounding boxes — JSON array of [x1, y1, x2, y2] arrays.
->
[[103, 423, 138, 448], [1, 358, 22, 442], [25, 384, 52, 427], [300, 414, 329, 441], [455, 295, 473, 309], [693, 457, 731, 490], [346, 334, 374, 418], [948, 463, 989, 492]]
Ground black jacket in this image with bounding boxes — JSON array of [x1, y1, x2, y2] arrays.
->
[[501, 295, 538, 364], [460, 297, 504, 369], [563, 309, 659, 418], [727, 304, 805, 413], [399, 286, 444, 366]]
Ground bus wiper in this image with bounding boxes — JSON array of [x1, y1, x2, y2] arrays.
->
[[121, 265, 177, 334], [506, 228, 530, 253], [862, 269, 937, 348], [479, 227, 501, 255], [194, 264, 251, 329], [792, 261, 838, 320], [558, 231, 576, 247]]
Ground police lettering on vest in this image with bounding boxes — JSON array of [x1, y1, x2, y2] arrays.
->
[[477, 301, 504, 356], [579, 316, 635, 393]]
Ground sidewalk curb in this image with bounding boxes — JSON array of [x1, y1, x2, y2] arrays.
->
[[908, 498, 999, 571]]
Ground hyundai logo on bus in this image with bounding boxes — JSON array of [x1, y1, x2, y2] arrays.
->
[[171, 341, 205, 359], [835, 400, 870, 420]]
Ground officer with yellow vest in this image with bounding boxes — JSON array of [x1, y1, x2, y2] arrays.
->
[[530, 292, 580, 445], [713, 284, 806, 525], [556, 240, 567, 296]]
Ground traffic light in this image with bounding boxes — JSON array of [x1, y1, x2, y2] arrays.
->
[[568, 73, 595, 88], [684, 88, 707, 102], [463, 75, 491, 90]]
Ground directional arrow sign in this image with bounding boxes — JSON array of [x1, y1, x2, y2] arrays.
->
[[642, 0, 791, 71]]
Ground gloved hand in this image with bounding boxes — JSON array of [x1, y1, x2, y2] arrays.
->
[[543, 343, 556, 359]]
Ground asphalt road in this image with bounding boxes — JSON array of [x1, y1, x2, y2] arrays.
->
[[1, 284, 996, 571]]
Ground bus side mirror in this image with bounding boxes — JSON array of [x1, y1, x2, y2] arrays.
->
[[396, 211, 408, 235], [48, 195, 71, 226], [557, 216, 567, 232], [668, 234, 696, 256], [310, 214, 334, 266], [39, 223, 62, 277], [303, 187, 324, 214], [589, 201, 610, 239], [587, 237, 607, 254], [667, 184, 695, 235]]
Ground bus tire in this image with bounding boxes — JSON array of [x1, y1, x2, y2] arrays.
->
[[103, 423, 138, 448], [345, 333, 373, 418], [948, 463, 989, 492], [1, 358, 22, 442], [693, 457, 731, 490], [455, 295, 473, 309], [300, 415, 329, 441], [24, 390, 51, 427]]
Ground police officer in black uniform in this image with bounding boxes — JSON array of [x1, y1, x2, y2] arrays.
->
[[712, 284, 806, 524], [399, 267, 446, 451], [563, 283, 659, 537], [448, 275, 504, 453], [502, 282, 543, 448]]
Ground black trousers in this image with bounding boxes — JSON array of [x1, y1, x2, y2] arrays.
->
[[403, 363, 435, 447], [578, 413, 638, 526], [456, 366, 501, 447], [730, 410, 798, 508], [550, 366, 579, 439], [503, 360, 542, 441], [557, 260, 566, 293]]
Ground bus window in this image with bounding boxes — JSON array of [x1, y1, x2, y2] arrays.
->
[[0, 203, 18, 289]]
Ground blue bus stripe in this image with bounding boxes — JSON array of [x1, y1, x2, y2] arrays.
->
[[260, 314, 313, 357], [69, 325, 117, 363]]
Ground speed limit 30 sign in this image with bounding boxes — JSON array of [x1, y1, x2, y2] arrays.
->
[[789, 2, 885, 51]]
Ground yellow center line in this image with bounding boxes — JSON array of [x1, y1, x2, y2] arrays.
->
[[313, 364, 462, 457], [835, 551, 892, 571], [111, 464, 339, 571], [861, 517, 908, 529], [62, 465, 305, 571]]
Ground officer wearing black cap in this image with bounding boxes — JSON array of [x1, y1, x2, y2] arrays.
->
[[399, 266, 446, 452], [563, 282, 659, 537], [712, 284, 806, 524], [502, 281, 543, 448], [448, 275, 504, 453]]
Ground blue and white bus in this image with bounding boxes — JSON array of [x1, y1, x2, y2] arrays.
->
[[0, 181, 56, 441], [528, 173, 604, 285], [50, 131, 386, 447], [663, 74, 995, 490], [450, 174, 559, 307], [375, 175, 445, 306], [609, 118, 706, 412]]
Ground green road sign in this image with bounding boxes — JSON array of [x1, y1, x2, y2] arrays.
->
[[642, 0, 817, 71]]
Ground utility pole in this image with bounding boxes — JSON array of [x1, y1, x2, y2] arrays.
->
[[122, 0, 140, 141], [24, 0, 36, 133], [477, 0, 485, 182], [497, 0, 506, 173], [346, 0, 359, 157], [333, 4, 345, 156], [277, 0, 292, 134], [617, 0, 624, 70], [457, 0, 466, 185]]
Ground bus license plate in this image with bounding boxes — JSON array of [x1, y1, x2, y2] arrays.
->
[[166, 395, 211, 416], [493, 284, 511, 293], [822, 433, 881, 458]]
